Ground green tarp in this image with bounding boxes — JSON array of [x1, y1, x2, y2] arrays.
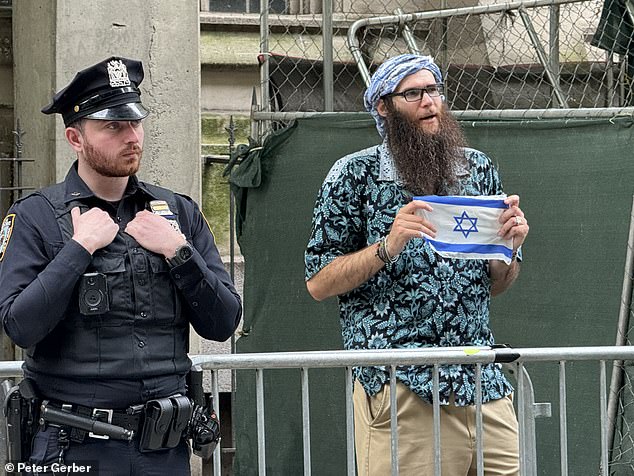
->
[[229, 113, 634, 475]]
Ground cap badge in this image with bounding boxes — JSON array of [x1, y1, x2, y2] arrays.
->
[[107, 59, 131, 88]]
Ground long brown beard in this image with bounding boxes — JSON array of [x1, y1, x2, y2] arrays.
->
[[384, 101, 467, 196], [83, 139, 142, 178]]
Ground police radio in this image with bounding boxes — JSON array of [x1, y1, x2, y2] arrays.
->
[[79, 272, 110, 315]]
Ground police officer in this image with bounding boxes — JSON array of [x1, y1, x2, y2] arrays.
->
[[0, 57, 242, 475]]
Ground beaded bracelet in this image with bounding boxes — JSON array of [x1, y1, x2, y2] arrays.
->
[[376, 236, 399, 264]]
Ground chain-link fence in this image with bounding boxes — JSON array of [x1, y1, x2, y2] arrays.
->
[[243, 0, 633, 126]]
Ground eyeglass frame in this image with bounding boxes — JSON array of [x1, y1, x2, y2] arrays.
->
[[383, 84, 444, 102]]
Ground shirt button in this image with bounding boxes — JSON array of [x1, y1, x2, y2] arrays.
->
[[117, 216, 122, 222], [192, 301, 198, 307], [139, 280, 146, 286], [140, 312, 147, 318], [174, 274, 181, 279], [138, 341, 145, 348]]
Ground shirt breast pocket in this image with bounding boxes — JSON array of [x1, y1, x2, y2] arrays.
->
[[89, 252, 128, 323], [148, 254, 182, 324]]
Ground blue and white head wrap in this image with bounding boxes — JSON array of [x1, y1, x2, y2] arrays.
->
[[363, 54, 443, 138]]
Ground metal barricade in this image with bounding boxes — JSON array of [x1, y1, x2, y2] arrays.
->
[[1, 347, 634, 474], [191, 346, 634, 476]]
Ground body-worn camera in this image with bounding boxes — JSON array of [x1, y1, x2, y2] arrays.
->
[[79, 272, 110, 315]]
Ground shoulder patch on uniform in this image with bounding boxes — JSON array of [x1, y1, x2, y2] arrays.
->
[[149, 200, 181, 232], [0, 214, 16, 261]]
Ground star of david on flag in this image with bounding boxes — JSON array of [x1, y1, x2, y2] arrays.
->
[[414, 195, 514, 264], [453, 211, 478, 238]]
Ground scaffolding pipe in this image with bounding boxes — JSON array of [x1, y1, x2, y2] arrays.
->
[[518, 7, 568, 107], [260, 0, 271, 139], [323, 0, 334, 111], [394, 8, 421, 55], [549, 5, 562, 107]]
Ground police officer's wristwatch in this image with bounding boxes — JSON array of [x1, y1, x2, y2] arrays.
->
[[166, 243, 193, 267]]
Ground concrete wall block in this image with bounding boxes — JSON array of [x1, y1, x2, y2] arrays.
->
[[53, 1, 201, 200]]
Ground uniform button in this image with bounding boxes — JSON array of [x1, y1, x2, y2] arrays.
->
[[133, 248, 139, 253], [117, 216, 122, 222], [138, 341, 145, 348], [139, 280, 146, 285], [192, 301, 198, 307], [140, 311, 147, 318], [174, 274, 181, 279]]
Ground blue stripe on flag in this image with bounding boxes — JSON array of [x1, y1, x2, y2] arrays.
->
[[413, 196, 508, 209], [426, 239, 513, 259]]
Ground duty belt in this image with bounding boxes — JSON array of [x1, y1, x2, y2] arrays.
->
[[42, 400, 143, 443], [40, 394, 194, 452]]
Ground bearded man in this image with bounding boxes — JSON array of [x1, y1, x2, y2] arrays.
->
[[0, 57, 241, 475], [305, 54, 529, 475]]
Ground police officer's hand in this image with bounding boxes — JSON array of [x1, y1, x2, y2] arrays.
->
[[71, 206, 119, 254], [386, 200, 437, 257], [125, 210, 186, 258]]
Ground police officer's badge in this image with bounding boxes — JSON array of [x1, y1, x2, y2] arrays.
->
[[107, 59, 131, 87], [0, 214, 15, 261], [149, 200, 181, 232]]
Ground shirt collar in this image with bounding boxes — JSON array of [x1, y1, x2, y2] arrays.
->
[[62, 161, 157, 203], [377, 140, 401, 183]]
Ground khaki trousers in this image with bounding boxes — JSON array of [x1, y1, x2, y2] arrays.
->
[[353, 381, 519, 476]]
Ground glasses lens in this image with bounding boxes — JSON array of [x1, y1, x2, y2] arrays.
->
[[428, 84, 444, 97], [403, 89, 424, 102], [400, 85, 444, 101]]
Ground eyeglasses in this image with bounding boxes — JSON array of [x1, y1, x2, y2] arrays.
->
[[385, 84, 444, 102]]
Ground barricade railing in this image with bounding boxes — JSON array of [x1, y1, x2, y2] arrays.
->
[[190, 346, 634, 475], [1, 346, 633, 475]]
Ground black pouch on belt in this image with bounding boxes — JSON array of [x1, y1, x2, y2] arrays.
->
[[139, 398, 174, 452], [164, 395, 193, 448]]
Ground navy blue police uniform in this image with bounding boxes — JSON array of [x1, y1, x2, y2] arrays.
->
[[0, 57, 242, 475]]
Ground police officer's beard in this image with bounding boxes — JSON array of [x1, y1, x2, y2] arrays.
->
[[384, 103, 467, 196], [83, 140, 143, 178]]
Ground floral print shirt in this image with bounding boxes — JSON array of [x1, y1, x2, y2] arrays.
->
[[305, 141, 514, 406]]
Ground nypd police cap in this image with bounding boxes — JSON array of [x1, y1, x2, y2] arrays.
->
[[41, 56, 149, 126]]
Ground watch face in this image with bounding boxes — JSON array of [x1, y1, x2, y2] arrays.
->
[[178, 245, 193, 260]]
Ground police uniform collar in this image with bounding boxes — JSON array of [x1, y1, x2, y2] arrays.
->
[[62, 162, 98, 203], [62, 162, 143, 203], [135, 180, 165, 201]]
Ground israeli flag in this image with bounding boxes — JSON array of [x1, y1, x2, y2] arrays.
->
[[414, 195, 513, 264]]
